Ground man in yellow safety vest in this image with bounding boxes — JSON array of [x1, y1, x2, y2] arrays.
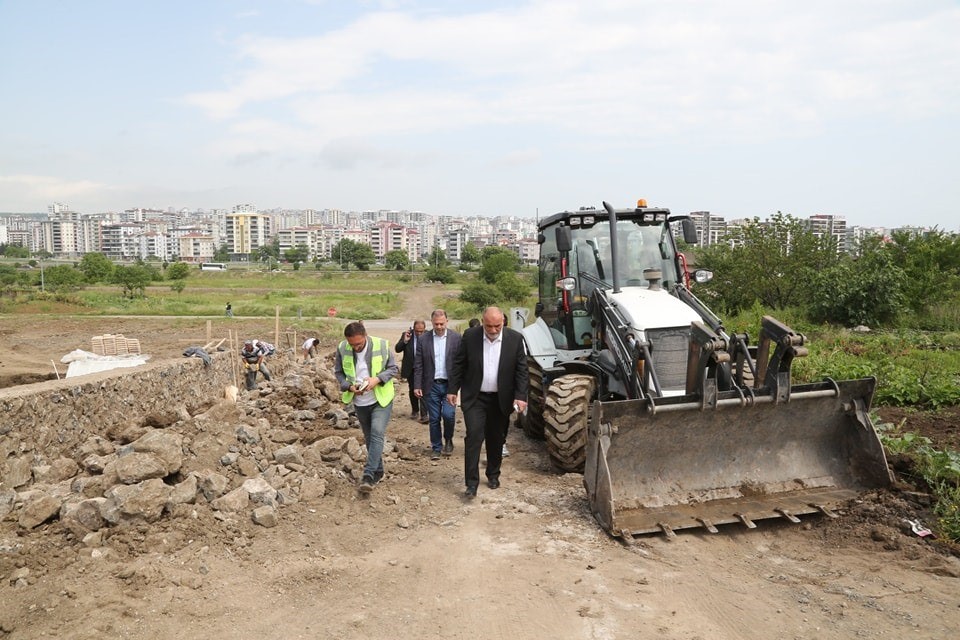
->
[[333, 321, 398, 494]]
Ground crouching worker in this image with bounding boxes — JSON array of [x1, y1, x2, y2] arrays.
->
[[240, 339, 272, 390], [334, 322, 398, 495]]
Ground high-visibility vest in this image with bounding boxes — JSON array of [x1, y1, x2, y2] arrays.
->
[[338, 336, 396, 407]]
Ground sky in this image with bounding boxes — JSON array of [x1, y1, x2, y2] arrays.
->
[[1, 0, 958, 229]]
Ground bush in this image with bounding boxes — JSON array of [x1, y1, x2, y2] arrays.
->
[[459, 282, 500, 310], [425, 267, 456, 284]]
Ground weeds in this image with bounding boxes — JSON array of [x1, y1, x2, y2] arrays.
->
[[876, 419, 960, 541]]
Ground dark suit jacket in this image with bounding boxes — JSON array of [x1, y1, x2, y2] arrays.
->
[[413, 329, 462, 397], [395, 330, 418, 379], [449, 326, 528, 416]]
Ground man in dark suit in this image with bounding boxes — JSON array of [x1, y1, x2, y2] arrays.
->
[[414, 309, 462, 460], [395, 319, 427, 421], [447, 306, 528, 497]]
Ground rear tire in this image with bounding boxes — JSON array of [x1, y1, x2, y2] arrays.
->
[[543, 374, 595, 473], [521, 358, 546, 440]]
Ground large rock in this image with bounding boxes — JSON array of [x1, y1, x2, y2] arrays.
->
[[242, 477, 277, 507], [167, 475, 198, 506], [19, 494, 63, 529], [0, 489, 18, 520], [273, 444, 304, 466], [114, 453, 168, 484], [3, 457, 32, 489], [103, 479, 172, 523], [304, 436, 345, 463], [60, 498, 109, 536], [211, 487, 248, 512], [129, 430, 183, 474], [196, 470, 230, 501], [251, 505, 278, 527]]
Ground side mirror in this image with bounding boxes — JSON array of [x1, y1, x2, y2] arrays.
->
[[556, 225, 572, 252], [537, 233, 546, 245], [681, 219, 699, 245]]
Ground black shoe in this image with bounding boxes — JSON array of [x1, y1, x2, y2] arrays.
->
[[442, 439, 454, 455], [464, 486, 477, 498], [488, 478, 500, 489], [358, 476, 375, 494], [431, 450, 441, 461]]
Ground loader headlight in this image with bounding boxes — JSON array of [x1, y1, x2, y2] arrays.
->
[[694, 269, 713, 284], [557, 277, 577, 291]]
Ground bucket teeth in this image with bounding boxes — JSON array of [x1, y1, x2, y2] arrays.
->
[[810, 503, 839, 518], [658, 522, 676, 539], [735, 513, 757, 529], [696, 518, 719, 533], [775, 508, 801, 523]]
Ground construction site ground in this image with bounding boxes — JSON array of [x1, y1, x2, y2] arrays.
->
[[1, 298, 959, 639]]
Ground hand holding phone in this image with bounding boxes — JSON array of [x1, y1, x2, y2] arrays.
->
[[355, 378, 370, 393]]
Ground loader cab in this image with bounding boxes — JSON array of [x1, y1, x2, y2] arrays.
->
[[536, 205, 686, 351]]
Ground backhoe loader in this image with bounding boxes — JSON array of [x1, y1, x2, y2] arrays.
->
[[519, 200, 892, 537]]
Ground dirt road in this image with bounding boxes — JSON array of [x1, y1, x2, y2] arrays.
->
[[1, 291, 959, 639]]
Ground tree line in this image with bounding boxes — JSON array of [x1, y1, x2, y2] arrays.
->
[[695, 213, 960, 329]]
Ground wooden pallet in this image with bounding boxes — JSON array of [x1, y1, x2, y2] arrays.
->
[[91, 334, 141, 356]]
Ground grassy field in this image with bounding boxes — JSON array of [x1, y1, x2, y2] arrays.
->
[[1, 270, 417, 320]]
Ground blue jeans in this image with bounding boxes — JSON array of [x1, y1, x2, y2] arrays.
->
[[354, 401, 392, 481], [426, 380, 456, 452]]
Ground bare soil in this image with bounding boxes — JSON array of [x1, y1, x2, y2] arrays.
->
[[1, 302, 959, 639]]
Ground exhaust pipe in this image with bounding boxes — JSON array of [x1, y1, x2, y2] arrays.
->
[[602, 201, 621, 294]]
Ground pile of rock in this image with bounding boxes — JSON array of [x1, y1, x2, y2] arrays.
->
[[0, 354, 376, 543]]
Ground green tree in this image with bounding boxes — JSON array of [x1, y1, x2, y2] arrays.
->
[[284, 244, 310, 268], [884, 229, 960, 313], [425, 246, 447, 268], [166, 262, 191, 280], [1, 244, 30, 259], [113, 265, 153, 298], [43, 265, 85, 292], [170, 279, 187, 296], [460, 282, 500, 310], [479, 250, 520, 285], [32, 249, 53, 260], [0, 264, 31, 297], [352, 243, 376, 270], [78, 252, 116, 283], [331, 239, 359, 269], [213, 243, 230, 262], [809, 240, 908, 326], [494, 271, 530, 303], [384, 249, 411, 271], [460, 243, 481, 266], [697, 213, 839, 313]]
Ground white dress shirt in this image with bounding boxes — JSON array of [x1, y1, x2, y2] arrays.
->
[[433, 332, 448, 380], [480, 331, 502, 392]]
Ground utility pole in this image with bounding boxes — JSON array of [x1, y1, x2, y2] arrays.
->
[[39, 259, 45, 292]]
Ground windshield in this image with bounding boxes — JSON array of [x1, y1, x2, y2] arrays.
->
[[568, 220, 677, 295]]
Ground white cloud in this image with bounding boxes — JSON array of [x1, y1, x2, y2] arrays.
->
[[182, 0, 960, 160], [0, 175, 113, 209]]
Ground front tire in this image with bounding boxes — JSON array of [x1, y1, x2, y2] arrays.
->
[[543, 374, 595, 473], [520, 358, 546, 440]]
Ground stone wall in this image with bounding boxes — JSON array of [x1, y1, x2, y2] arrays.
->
[[0, 351, 291, 467]]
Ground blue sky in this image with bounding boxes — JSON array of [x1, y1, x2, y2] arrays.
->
[[1, 0, 958, 229]]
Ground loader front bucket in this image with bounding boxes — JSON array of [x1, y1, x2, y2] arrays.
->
[[584, 377, 893, 537]]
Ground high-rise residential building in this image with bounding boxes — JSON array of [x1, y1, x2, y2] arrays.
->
[[806, 214, 848, 253], [225, 212, 271, 260], [686, 211, 727, 247]]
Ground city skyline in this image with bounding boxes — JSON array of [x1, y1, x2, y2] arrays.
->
[[2, 1, 958, 230]]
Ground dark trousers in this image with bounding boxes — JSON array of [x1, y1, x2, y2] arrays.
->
[[406, 378, 425, 416], [463, 392, 508, 489]]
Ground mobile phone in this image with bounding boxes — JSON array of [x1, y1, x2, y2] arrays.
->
[[355, 379, 369, 392]]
